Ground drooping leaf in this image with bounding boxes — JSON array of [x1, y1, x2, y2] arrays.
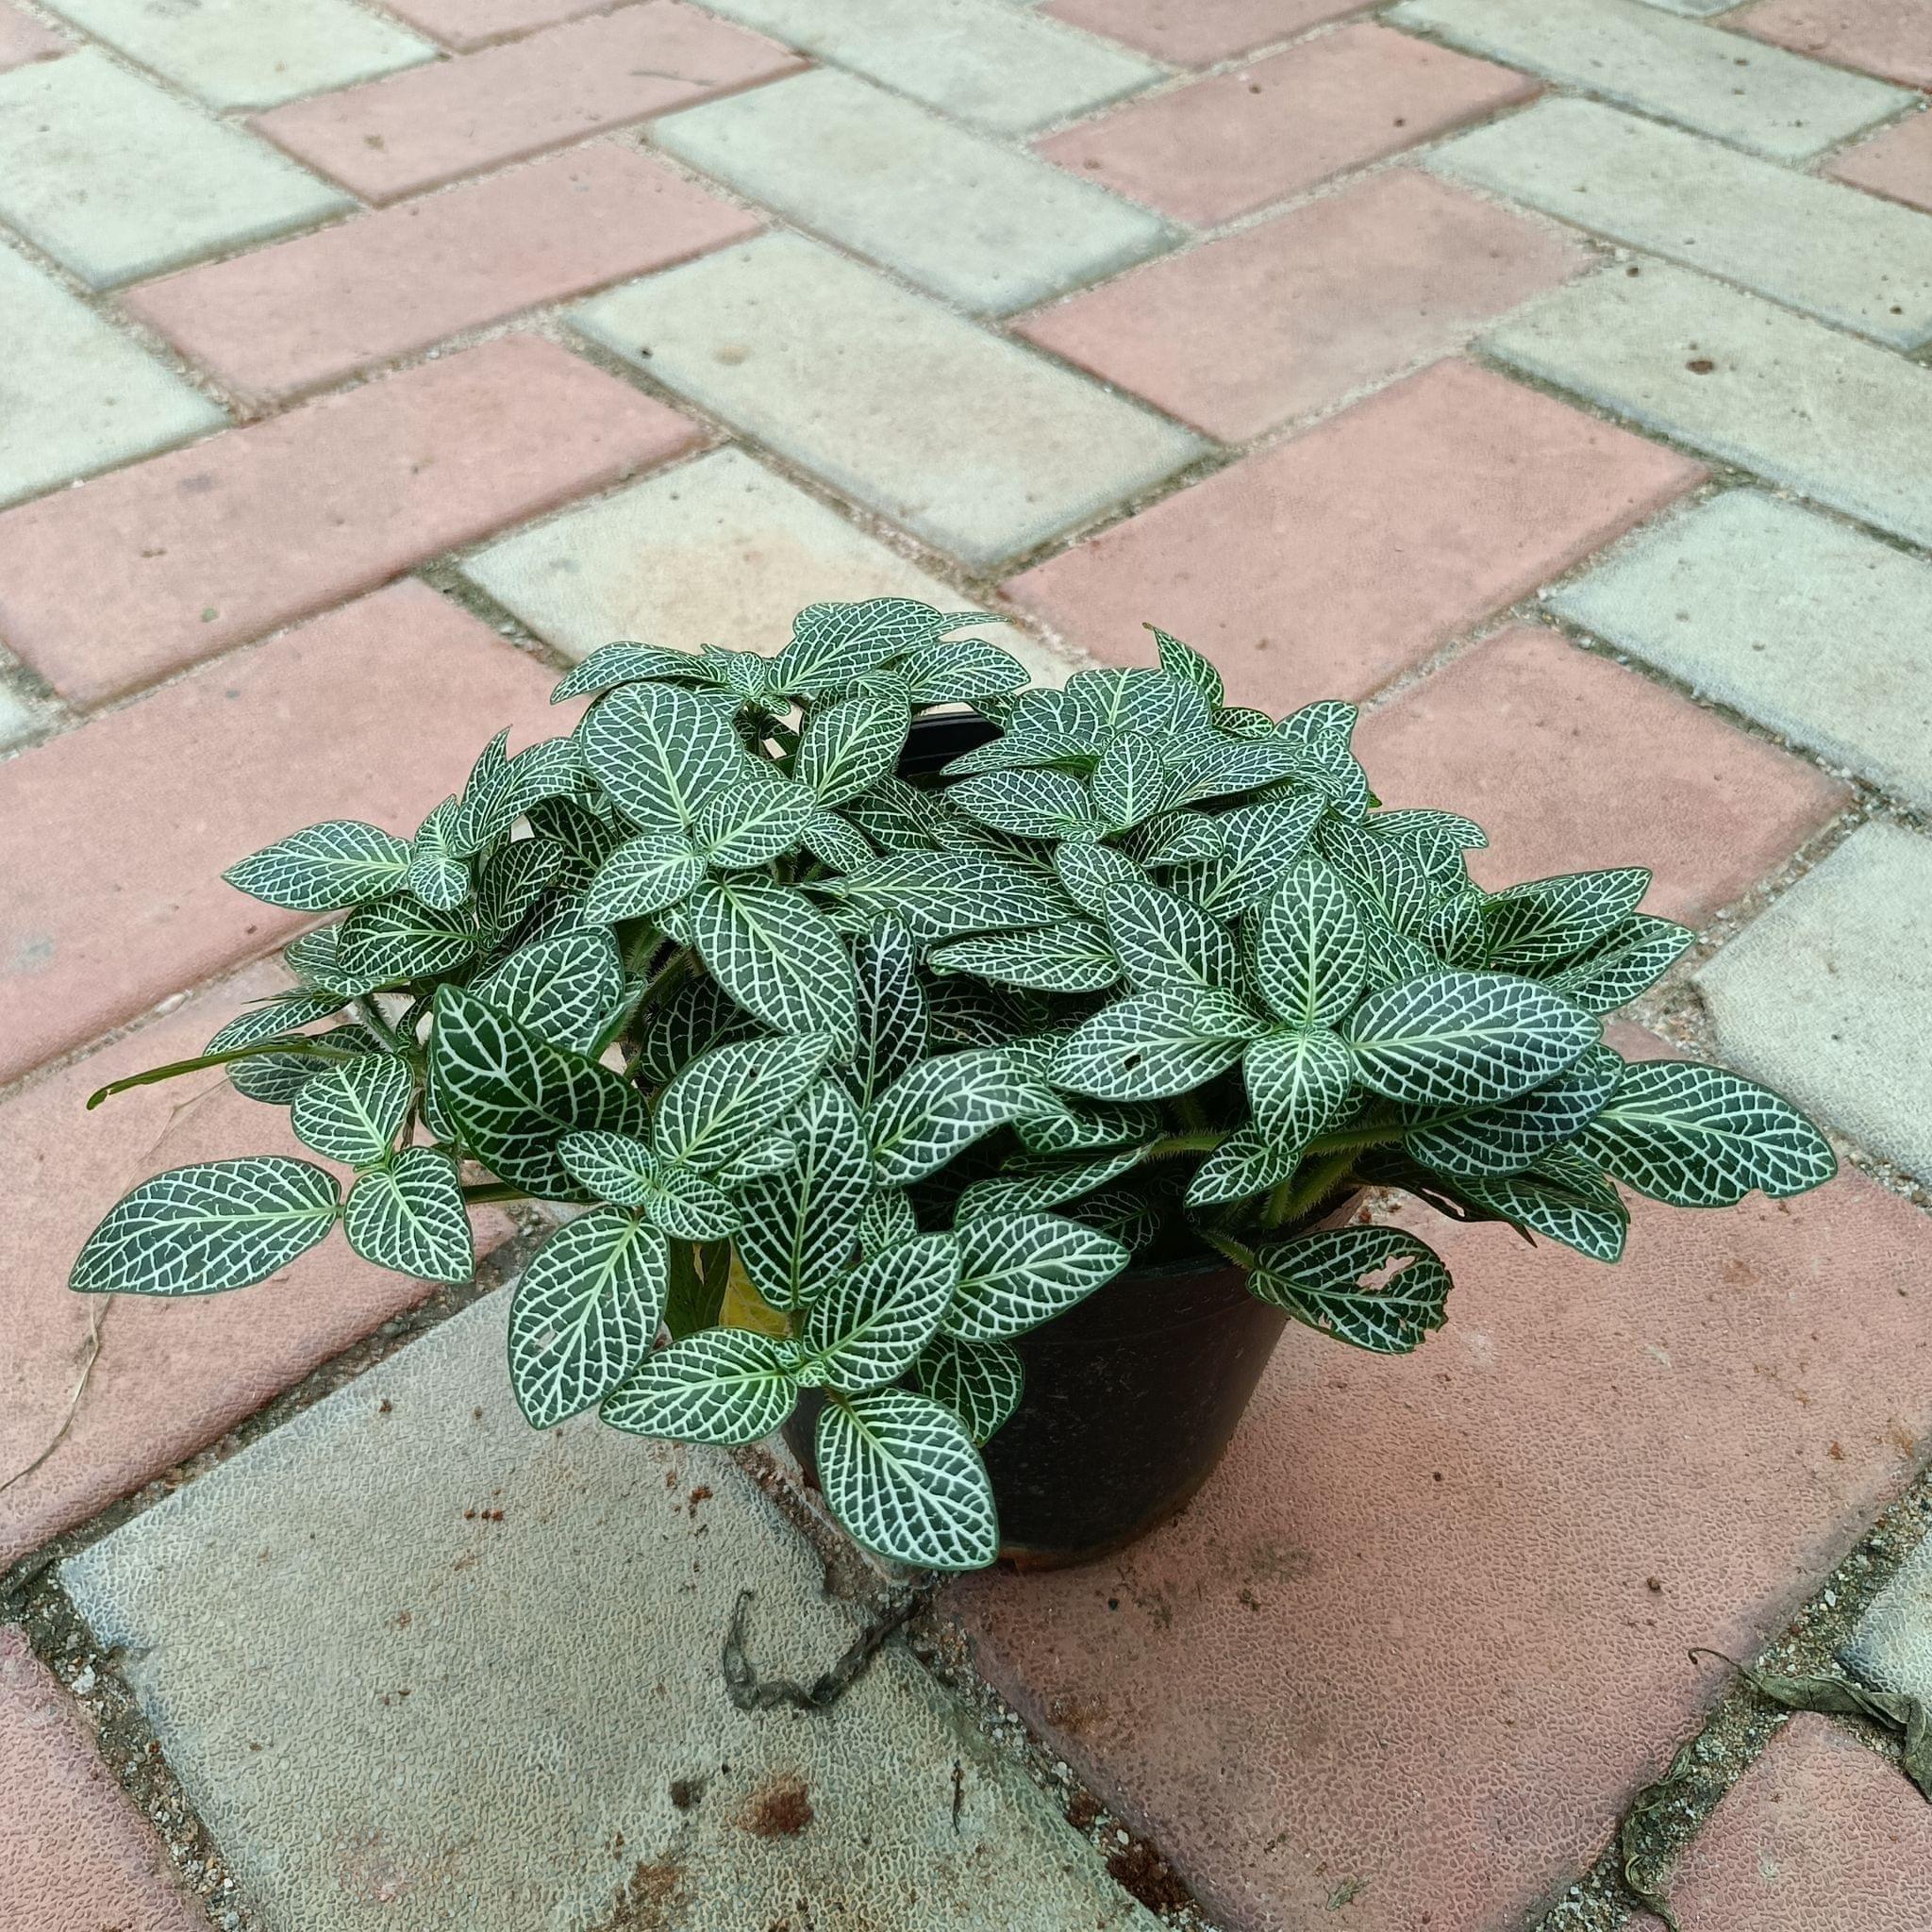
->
[[1457, 1155, 1628, 1262], [652, 1031, 829, 1174], [1250, 1224, 1451, 1355], [508, 1208, 668, 1427], [224, 821, 413, 912], [71, 1158, 340, 1296], [1103, 878, 1240, 993], [291, 1054, 414, 1169], [1550, 914, 1694, 1013], [913, 1334, 1024, 1446], [583, 830, 706, 925], [577, 680, 752, 831], [802, 1233, 959, 1391], [1243, 1025, 1355, 1152], [735, 1080, 872, 1308], [820, 850, 1071, 941], [1252, 854, 1368, 1027], [337, 895, 482, 984], [815, 1389, 998, 1570], [1345, 972, 1599, 1111], [1404, 1043, 1621, 1179], [795, 695, 910, 807], [342, 1147, 473, 1282], [867, 1048, 1050, 1188], [1580, 1060, 1837, 1207], [470, 926, 624, 1055], [692, 775, 819, 869], [1483, 868, 1652, 973], [602, 1326, 798, 1444], [1051, 985, 1267, 1103], [428, 986, 650, 1195], [943, 1210, 1127, 1343], [688, 877, 858, 1050], [927, 923, 1120, 995]]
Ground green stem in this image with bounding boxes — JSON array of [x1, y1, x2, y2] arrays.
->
[[592, 944, 695, 1059], [1260, 1148, 1357, 1233], [356, 995, 404, 1050], [85, 1036, 368, 1109], [1139, 1128, 1227, 1162], [1201, 1229, 1258, 1270], [461, 1181, 537, 1205], [1301, 1121, 1410, 1156]]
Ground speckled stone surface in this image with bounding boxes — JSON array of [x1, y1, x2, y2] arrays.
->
[[1844, 1519, 1932, 1704]]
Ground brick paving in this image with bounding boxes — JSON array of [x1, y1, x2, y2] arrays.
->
[[1, 2, 1929, 1928]]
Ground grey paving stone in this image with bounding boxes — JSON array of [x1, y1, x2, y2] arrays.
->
[[0, 246, 225, 509], [1388, 0, 1908, 162], [0, 678, 41, 752], [1486, 262, 1932, 551], [42, 0, 434, 109], [687, 0, 1162, 134], [1552, 491, 1932, 812], [572, 234, 1206, 569], [654, 67, 1177, 316], [461, 446, 1074, 684], [1696, 822, 1932, 1180], [1843, 1524, 1932, 1707], [60, 1292, 1155, 1932], [1432, 97, 1932, 348], [0, 51, 349, 290]]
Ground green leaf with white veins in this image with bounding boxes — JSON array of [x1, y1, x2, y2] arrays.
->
[[692, 775, 818, 868], [577, 680, 751, 832], [291, 1054, 413, 1168], [858, 1189, 919, 1257], [1579, 1060, 1836, 1208], [583, 830, 706, 926], [652, 1032, 830, 1173], [225, 820, 413, 912], [803, 1233, 958, 1391], [1130, 810, 1225, 866], [1166, 793, 1325, 918], [551, 641, 712, 704], [1103, 878, 1239, 992], [471, 926, 623, 1055], [1054, 841, 1143, 918], [944, 1210, 1126, 1342], [1091, 737, 1168, 833], [337, 896, 481, 984], [428, 986, 650, 1195], [1320, 820, 1433, 938], [795, 696, 909, 807], [802, 809, 875, 874], [1149, 625, 1223, 708], [1549, 914, 1692, 1014], [1458, 1156, 1627, 1263], [1052, 985, 1267, 1103], [508, 1210, 667, 1428], [407, 798, 471, 911], [841, 775, 951, 852], [816, 1389, 997, 1570], [735, 1079, 872, 1308], [868, 1047, 1050, 1188], [1405, 1043, 1620, 1179], [689, 877, 858, 1051], [446, 730, 515, 857], [558, 1129, 663, 1206], [898, 638, 1027, 707], [72, 1158, 340, 1296], [948, 769, 1099, 841], [1157, 733, 1306, 811], [206, 990, 348, 1055], [1186, 1127, 1303, 1208], [1250, 1225, 1450, 1356], [819, 850, 1070, 941], [846, 920, 927, 1108], [1483, 868, 1651, 973], [1243, 1025, 1355, 1151], [221, 1022, 383, 1105], [1346, 972, 1598, 1111], [479, 838, 564, 941], [958, 1147, 1145, 1221], [343, 1148, 473, 1282], [602, 1328, 798, 1445], [927, 922, 1120, 995], [913, 1334, 1023, 1446], [775, 597, 952, 694], [527, 796, 625, 891], [1253, 855, 1368, 1027]]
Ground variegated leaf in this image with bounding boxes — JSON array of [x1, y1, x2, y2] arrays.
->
[[508, 1210, 667, 1427], [500, 734, 587, 817], [689, 877, 858, 1050], [291, 1054, 414, 1168], [735, 1080, 872, 1308], [342, 1147, 472, 1282], [1014, 1094, 1160, 1157], [820, 850, 1070, 941], [1579, 1060, 1836, 1207], [1053, 841, 1144, 917], [1250, 1224, 1451, 1356], [899, 638, 1027, 706], [1185, 1127, 1303, 1208], [840, 775, 952, 852], [602, 1327, 798, 1445], [795, 695, 910, 807], [815, 1389, 997, 1570], [1404, 1043, 1621, 1179], [943, 1210, 1126, 1342], [1051, 985, 1267, 1103], [558, 1129, 662, 1206], [577, 680, 752, 831], [948, 768, 1099, 841], [858, 1189, 920, 1257], [1242, 1025, 1355, 1151], [470, 926, 623, 1055], [802, 808, 876, 874], [802, 1233, 959, 1391], [867, 1048, 1050, 1188], [1165, 793, 1324, 918], [583, 831, 706, 924], [692, 775, 819, 869], [1457, 1154, 1628, 1262], [71, 1158, 340, 1296], [405, 796, 471, 911], [1157, 734, 1306, 811], [225, 821, 413, 912], [913, 1334, 1023, 1446], [1102, 878, 1239, 993], [478, 838, 565, 941], [1345, 972, 1599, 1111], [1130, 810, 1225, 866], [1149, 625, 1224, 709], [1090, 736, 1168, 833], [527, 796, 625, 890], [219, 1020, 383, 1105], [652, 1032, 830, 1173], [337, 895, 482, 984], [1319, 819, 1434, 937], [846, 920, 928, 1108], [957, 1147, 1144, 1221], [927, 923, 1120, 994], [1549, 914, 1694, 1013], [1483, 868, 1652, 973], [630, 974, 758, 1086], [1422, 889, 1491, 971], [774, 597, 951, 694], [1253, 855, 1368, 1027], [551, 641, 711, 703]]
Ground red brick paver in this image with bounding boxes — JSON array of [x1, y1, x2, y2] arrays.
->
[[1668, 1715, 1932, 1929], [0, 337, 694, 705], [0, 960, 517, 1566], [1740, 0, 1932, 90], [1016, 169, 1587, 442], [952, 1171, 1932, 1932], [126, 144, 759, 403], [1356, 625, 1850, 925], [380, 0, 629, 51], [0, 2, 64, 70], [1003, 359, 1703, 709], [255, 4, 802, 204], [1830, 113, 1932, 212], [0, 582, 559, 1087], [1034, 24, 1537, 225], [0, 1626, 201, 1928], [1042, 0, 1364, 66]]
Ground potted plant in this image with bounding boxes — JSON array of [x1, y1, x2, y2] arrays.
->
[[71, 600, 1836, 1573]]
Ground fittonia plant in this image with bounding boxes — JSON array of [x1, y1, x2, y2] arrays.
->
[[71, 601, 1835, 1570]]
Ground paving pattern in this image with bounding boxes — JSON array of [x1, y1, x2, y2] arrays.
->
[[1, 0, 1930, 1926]]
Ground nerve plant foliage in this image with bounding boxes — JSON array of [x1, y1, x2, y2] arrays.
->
[[72, 601, 1835, 1569]]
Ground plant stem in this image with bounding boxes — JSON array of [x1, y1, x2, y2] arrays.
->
[[1139, 1128, 1227, 1161], [1260, 1148, 1357, 1233], [1302, 1120, 1410, 1156], [461, 1181, 538, 1205], [1201, 1229, 1258, 1270], [357, 995, 404, 1050], [591, 945, 694, 1059]]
